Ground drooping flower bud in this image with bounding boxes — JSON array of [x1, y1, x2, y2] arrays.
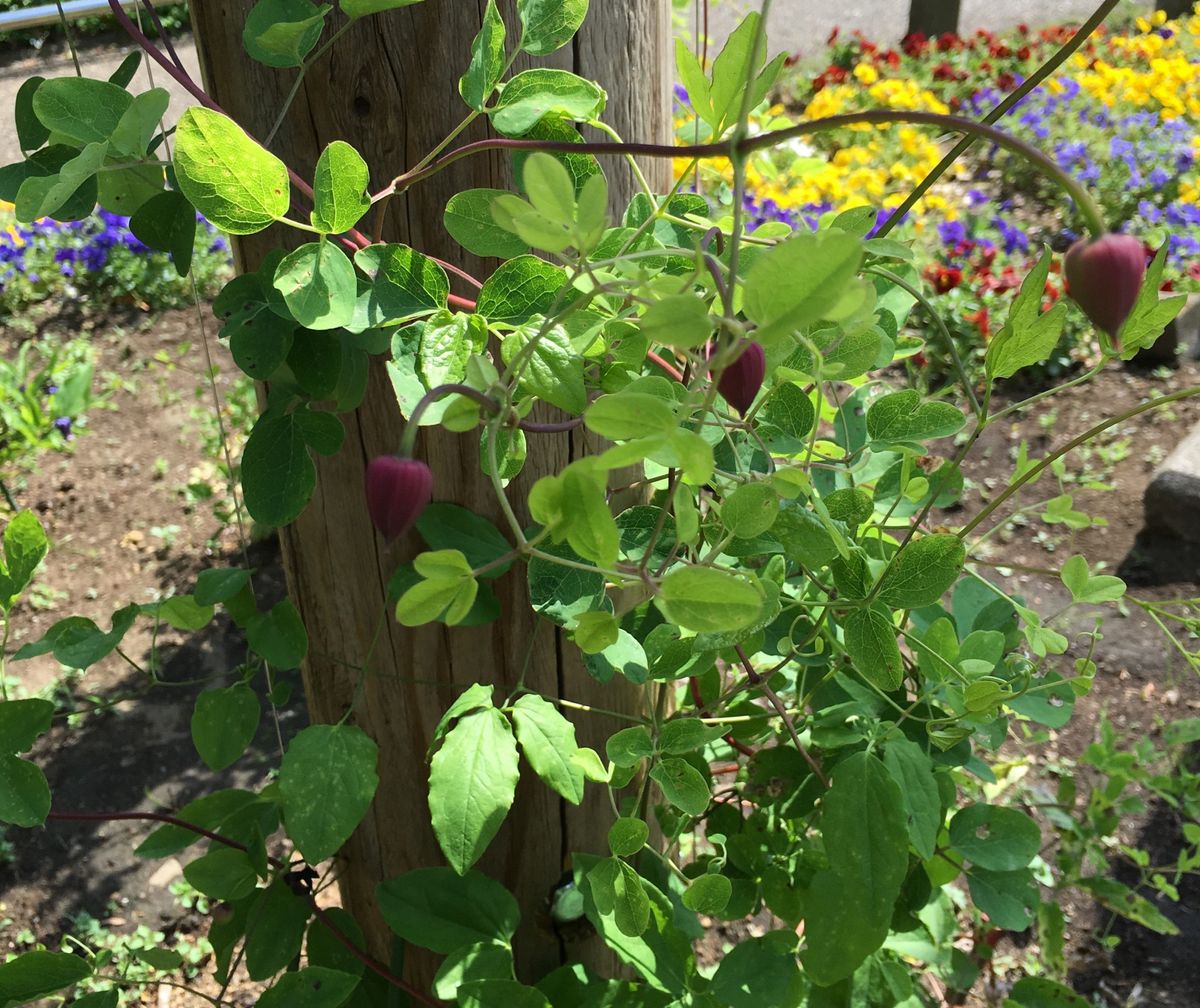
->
[[1063, 234, 1146, 341], [365, 456, 433, 541], [713, 340, 766, 416]]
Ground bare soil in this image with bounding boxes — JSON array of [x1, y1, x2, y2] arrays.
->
[[2, 308, 1198, 1006]]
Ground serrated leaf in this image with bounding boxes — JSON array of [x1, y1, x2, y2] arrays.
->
[[512, 694, 584, 804], [430, 708, 519, 873]]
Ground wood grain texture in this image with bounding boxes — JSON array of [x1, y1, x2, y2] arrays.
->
[[187, 0, 671, 985]]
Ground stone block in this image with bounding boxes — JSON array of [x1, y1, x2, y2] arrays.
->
[[1145, 422, 1200, 542]]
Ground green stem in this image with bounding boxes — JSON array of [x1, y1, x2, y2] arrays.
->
[[875, 0, 1120, 238], [376, 109, 1108, 238], [265, 21, 357, 147], [867, 265, 982, 419], [985, 362, 1105, 425], [960, 385, 1200, 538]]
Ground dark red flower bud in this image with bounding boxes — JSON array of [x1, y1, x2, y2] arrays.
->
[[713, 341, 766, 416], [1063, 234, 1146, 340], [365, 456, 433, 541]]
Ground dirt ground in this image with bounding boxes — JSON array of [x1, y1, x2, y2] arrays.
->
[[1, 306, 1199, 1005]]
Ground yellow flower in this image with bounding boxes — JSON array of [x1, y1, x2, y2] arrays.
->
[[853, 63, 879, 86]]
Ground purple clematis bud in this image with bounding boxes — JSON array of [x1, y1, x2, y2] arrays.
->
[[1063, 234, 1146, 344], [365, 456, 433, 541], [713, 341, 766, 416]]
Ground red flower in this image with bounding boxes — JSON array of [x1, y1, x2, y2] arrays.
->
[[996, 71, 1018, 91], [933, 61, 964, 82], [712, 341, 766, 416], [365, 456, 434, 541], [1063, 234, 1147, 341], [902, 32, 928, 56], [925, 263, 964, 294], [937, 31, 961, 52], [965, 307, 991, 339]]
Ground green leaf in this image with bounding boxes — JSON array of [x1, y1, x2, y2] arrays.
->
[[247, 598, 308, 668], [1004, 977, 1091, 1008], [842, 607, 903, 691], [341, 0, 424, 15], [575, 855, 692, 994], [743, 230, 863, 348], [877, 534, 965, 609], [430, 708, 520, 873], [244, 0, 330, 68], [649, 757, 710, 817], [518, 0, 589, 55], [882, 737, 940, 860], [967, 867, 1038, 931], [311, 140, 370, 233], [659, 717, 724, 755], [433, 942, 515, 1001], [12, 604, 138, 669], [708, 11, 768, 133], [279, 724, 379, 863], [15, 76, 48, 152], [504, 324, 586, 414], [241, 413, 316, 527], [1076, 876, 1180, 934], [710, 936, 803, 1008], [274, 240, 358, 330], [0, 510, 48, 613], [986, 249, 1068, 379], [682, 874, 732, 915], [0, 754, 51, 826], [1119, 243, 1187, 358], [377, 867, 520, 953], [640, 294, 712, 349], [0, 699, 53, 753], [0, 950, 90, 1003], [353, 243, 449, 328], [949, 803, 1040, 871], [491, 69, 606, 136], [184, 846, 259, 900], [477, 255, 566, 324], [32, 76, 131, 145], [416, 504, 513, 576], [761, 383, 815, 442], [606, 725, 653, 767], [657, 567, 764, 633], [1060, 554, 1126, 604], [801, 752, 908, 985], [459, 980, 551, 1008], [512, 694, 584, 804], [722, 483, 780, 539], [16, 140, 107, 221], [174, 107, 290, 234], [191, 685, 260, 772], [445, 189, 529, 259], [527, 541, 605, 626], [244, 878, 312, 981], [460, 0, 507, 111], [559, 465, 619, 567], [129, 190, 198, 277], [608, 817, 649, 857], [111, 87, 170, 157], [866, 390, 966, 445], [613, 861, 651, 937], [258, 966, 360, 1008]]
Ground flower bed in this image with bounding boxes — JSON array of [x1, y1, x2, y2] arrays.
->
[[678, 5, 1200, 383], [0, 201, 231, 322]]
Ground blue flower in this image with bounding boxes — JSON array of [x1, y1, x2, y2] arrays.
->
[[53, 417, 72, 438], [938, 219, 967, 245]]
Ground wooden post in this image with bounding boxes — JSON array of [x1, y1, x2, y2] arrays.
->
[[1156, 1, 1192, 18], [906, 0, 962, 37], [187, 0, 672, 986]]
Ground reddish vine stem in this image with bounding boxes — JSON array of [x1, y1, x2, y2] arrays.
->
[[646, 350, 684, 382], [47, 809, 442, 1006], [733, 644, 829, 788], [689, 677, 756, 759]]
